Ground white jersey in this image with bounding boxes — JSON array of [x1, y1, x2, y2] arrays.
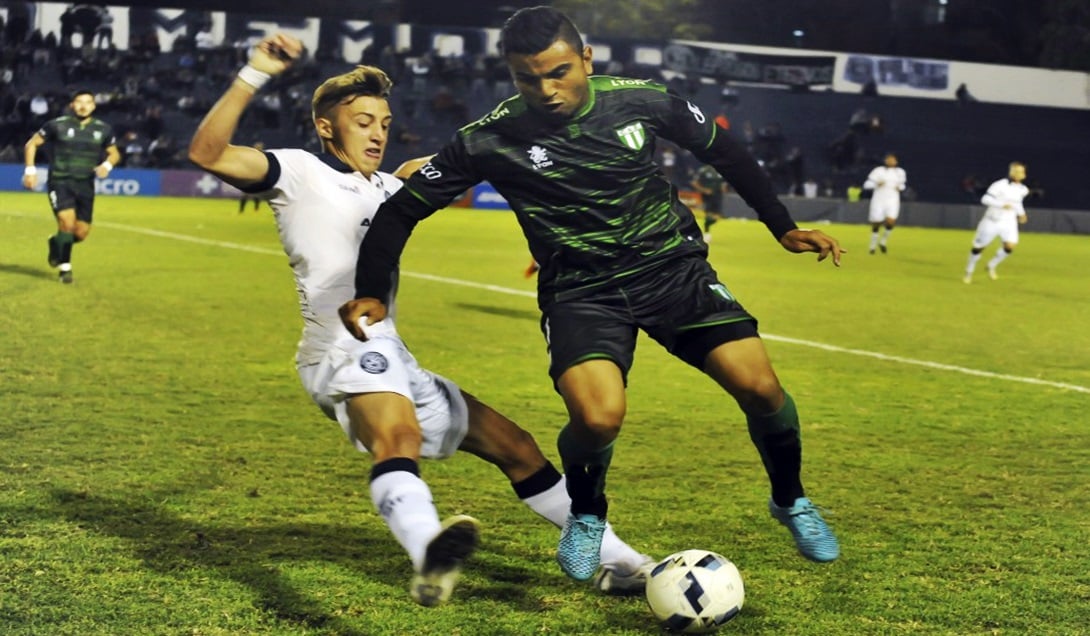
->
[[981, 178, 1029, 221], [863, 166, 907, 200], [256, 148, 469, 458], [262, 149, 402, 365], [864, 166, 907, 221]]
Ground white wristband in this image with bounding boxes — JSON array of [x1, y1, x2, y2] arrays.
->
[[24, 166, 37, 176], [237, 64, 271, 90], [98, 160, 113, 173]]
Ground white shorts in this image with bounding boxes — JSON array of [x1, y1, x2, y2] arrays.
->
[[297, 329, 469, 459], [868, 196, 900, 223], [971, 215, 1019, 249]]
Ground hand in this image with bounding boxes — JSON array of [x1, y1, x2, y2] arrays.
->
[[338, 298, 388, 341], [94, 164, 111, 179], [1018, 214, 1027, 225], [22, 173, 37, 190], [248, 33, 304, 76], [779, 228, 845, 266]]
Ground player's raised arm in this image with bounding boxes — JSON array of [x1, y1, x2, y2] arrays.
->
[[188, 33, 304, 188]]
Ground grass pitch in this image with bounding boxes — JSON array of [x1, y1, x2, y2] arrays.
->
[[2, 191, 1088, 635]]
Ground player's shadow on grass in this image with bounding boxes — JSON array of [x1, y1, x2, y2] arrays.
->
[[0, 262, 55, 280], [450, 302, 539, 322], [46, 487, 614, 631]]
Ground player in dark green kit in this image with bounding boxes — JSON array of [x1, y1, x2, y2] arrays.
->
[[340, 6, 844, 581], [691, 162, 728, 243], [23, 90, 120, 283]]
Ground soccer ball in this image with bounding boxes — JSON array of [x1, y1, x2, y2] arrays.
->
[[645, 549, 744, 633]]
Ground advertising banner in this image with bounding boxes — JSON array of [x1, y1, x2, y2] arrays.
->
[[0, 164, 159, 195], [663, 43, 835, 86]]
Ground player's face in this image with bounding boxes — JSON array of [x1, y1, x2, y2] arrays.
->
[[324, 95, 391, 177], [884, 154, 897, 167], [1009, 164, 1026, 182], [70, 94, 96, 120], [507, 39, 594, 121]]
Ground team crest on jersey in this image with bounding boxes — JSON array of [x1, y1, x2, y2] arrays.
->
[[359, 351, 389, 374], [66, 128, 75, 137], [528, 145, 553, 170], [616, 123, 646, 150], [93, 131, 102, 140]]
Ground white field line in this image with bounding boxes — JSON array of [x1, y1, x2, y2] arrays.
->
[[34, 218, 1090, 395]]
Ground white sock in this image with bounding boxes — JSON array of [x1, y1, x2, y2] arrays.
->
[[370, 470, 441, 572], [520, 475, 646, 572], [988, 249, 1010, 269], [966, 251, 983, 273], [869, 232, 879, 251], [882, 227, 893, 243]]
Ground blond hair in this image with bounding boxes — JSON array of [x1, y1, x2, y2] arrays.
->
[[310, 65, 393, 121]]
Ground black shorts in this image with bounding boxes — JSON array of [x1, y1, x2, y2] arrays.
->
[[48, 179, 96, 222], [539, 257, 758, 383]]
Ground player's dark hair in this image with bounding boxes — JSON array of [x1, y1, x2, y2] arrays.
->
[[70, 89, 94, 101], [311, 65, 393, 121], [499, 6, 584, 57]]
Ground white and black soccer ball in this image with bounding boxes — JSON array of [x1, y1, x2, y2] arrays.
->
[[645, 549, 744, 633]]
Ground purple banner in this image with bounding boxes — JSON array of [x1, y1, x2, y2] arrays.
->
[[160, 169, 243, 198]]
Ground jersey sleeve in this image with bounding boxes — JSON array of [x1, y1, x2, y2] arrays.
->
[[101, 123, 118, 149], [654, 91, 797, 240], [36, 119, 56, 141], [981, 180, 1004, 207], [400, 134, 482, 209], [863, 167, 880, 189]]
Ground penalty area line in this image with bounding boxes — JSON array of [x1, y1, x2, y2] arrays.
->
[[96, 219, 1090, 395]]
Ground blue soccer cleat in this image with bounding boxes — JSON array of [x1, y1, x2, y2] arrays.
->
[[769, 497, 840, 562], [557, 513, 607, 581]]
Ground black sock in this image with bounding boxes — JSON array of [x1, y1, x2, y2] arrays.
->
[[56, 231, 75, 265], [511, 462, 562, 499]]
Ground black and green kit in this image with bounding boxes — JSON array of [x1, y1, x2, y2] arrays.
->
[[356, 75, 796, 304], [38, 115, 115, 183]]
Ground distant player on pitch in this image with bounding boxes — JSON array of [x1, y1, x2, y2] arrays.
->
[[862, 152, 907, 254], [963, 161, 1029, 283], [23, 90, 120, 284], [188, 33, 651, 607]]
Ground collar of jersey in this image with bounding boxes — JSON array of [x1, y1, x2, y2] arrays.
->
[[314, 152, 354, 173], [571, 76, 598, 120]]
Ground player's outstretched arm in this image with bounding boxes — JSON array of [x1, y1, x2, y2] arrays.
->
[[188, 33, 304, 188], [393, 155, 436, 180], [779, 228, 845, 266]]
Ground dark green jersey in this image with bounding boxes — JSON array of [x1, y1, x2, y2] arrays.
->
[[356, 75, 796, 302], [37, 115, 116, 181]]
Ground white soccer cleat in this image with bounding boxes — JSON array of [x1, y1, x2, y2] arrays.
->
[[593, 554, 655, 595], [987, 265, 998, 280], [410, 515, 480, 607], [962, 272, 972, 284]]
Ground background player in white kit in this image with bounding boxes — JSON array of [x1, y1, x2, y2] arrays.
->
[[863, 152, 907, 254], [188, 33, 650, 607], [963, 162, 1029, 283]]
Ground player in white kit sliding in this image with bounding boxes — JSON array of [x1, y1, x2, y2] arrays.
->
[[963, 162, 1029, 284], [863, 153, 907, 254], [188, 33, 651, 607]]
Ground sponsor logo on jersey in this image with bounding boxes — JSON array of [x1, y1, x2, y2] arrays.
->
[[687, 101, 706, 124], [338, 183, 361, 194], [528, 145, 553, 170], [616, 123, 646, 151], [609, 78, 650, 87], [359, 351, 389, 374]]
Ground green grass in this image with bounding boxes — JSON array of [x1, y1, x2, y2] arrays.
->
[[2, 191, 1089, 635]]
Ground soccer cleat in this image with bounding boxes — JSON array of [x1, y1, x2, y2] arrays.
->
[[879, 243, 888, 254], [410, 515, 480, 607], [962, 272, 972, 284], [557, 513, 607, 581], [868, 248, 875, 255], [58, 270, 73, 284], [47, 236, 59, 268], [769, 497, 840, 563], [593, 554, 655, 595], [987, 265, 998, 280], [703, 232, 713, 243], [523, 260, 540, 278]]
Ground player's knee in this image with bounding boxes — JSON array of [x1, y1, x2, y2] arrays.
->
[[731, 375, 783, 414], [569, 404, 624, 439]]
